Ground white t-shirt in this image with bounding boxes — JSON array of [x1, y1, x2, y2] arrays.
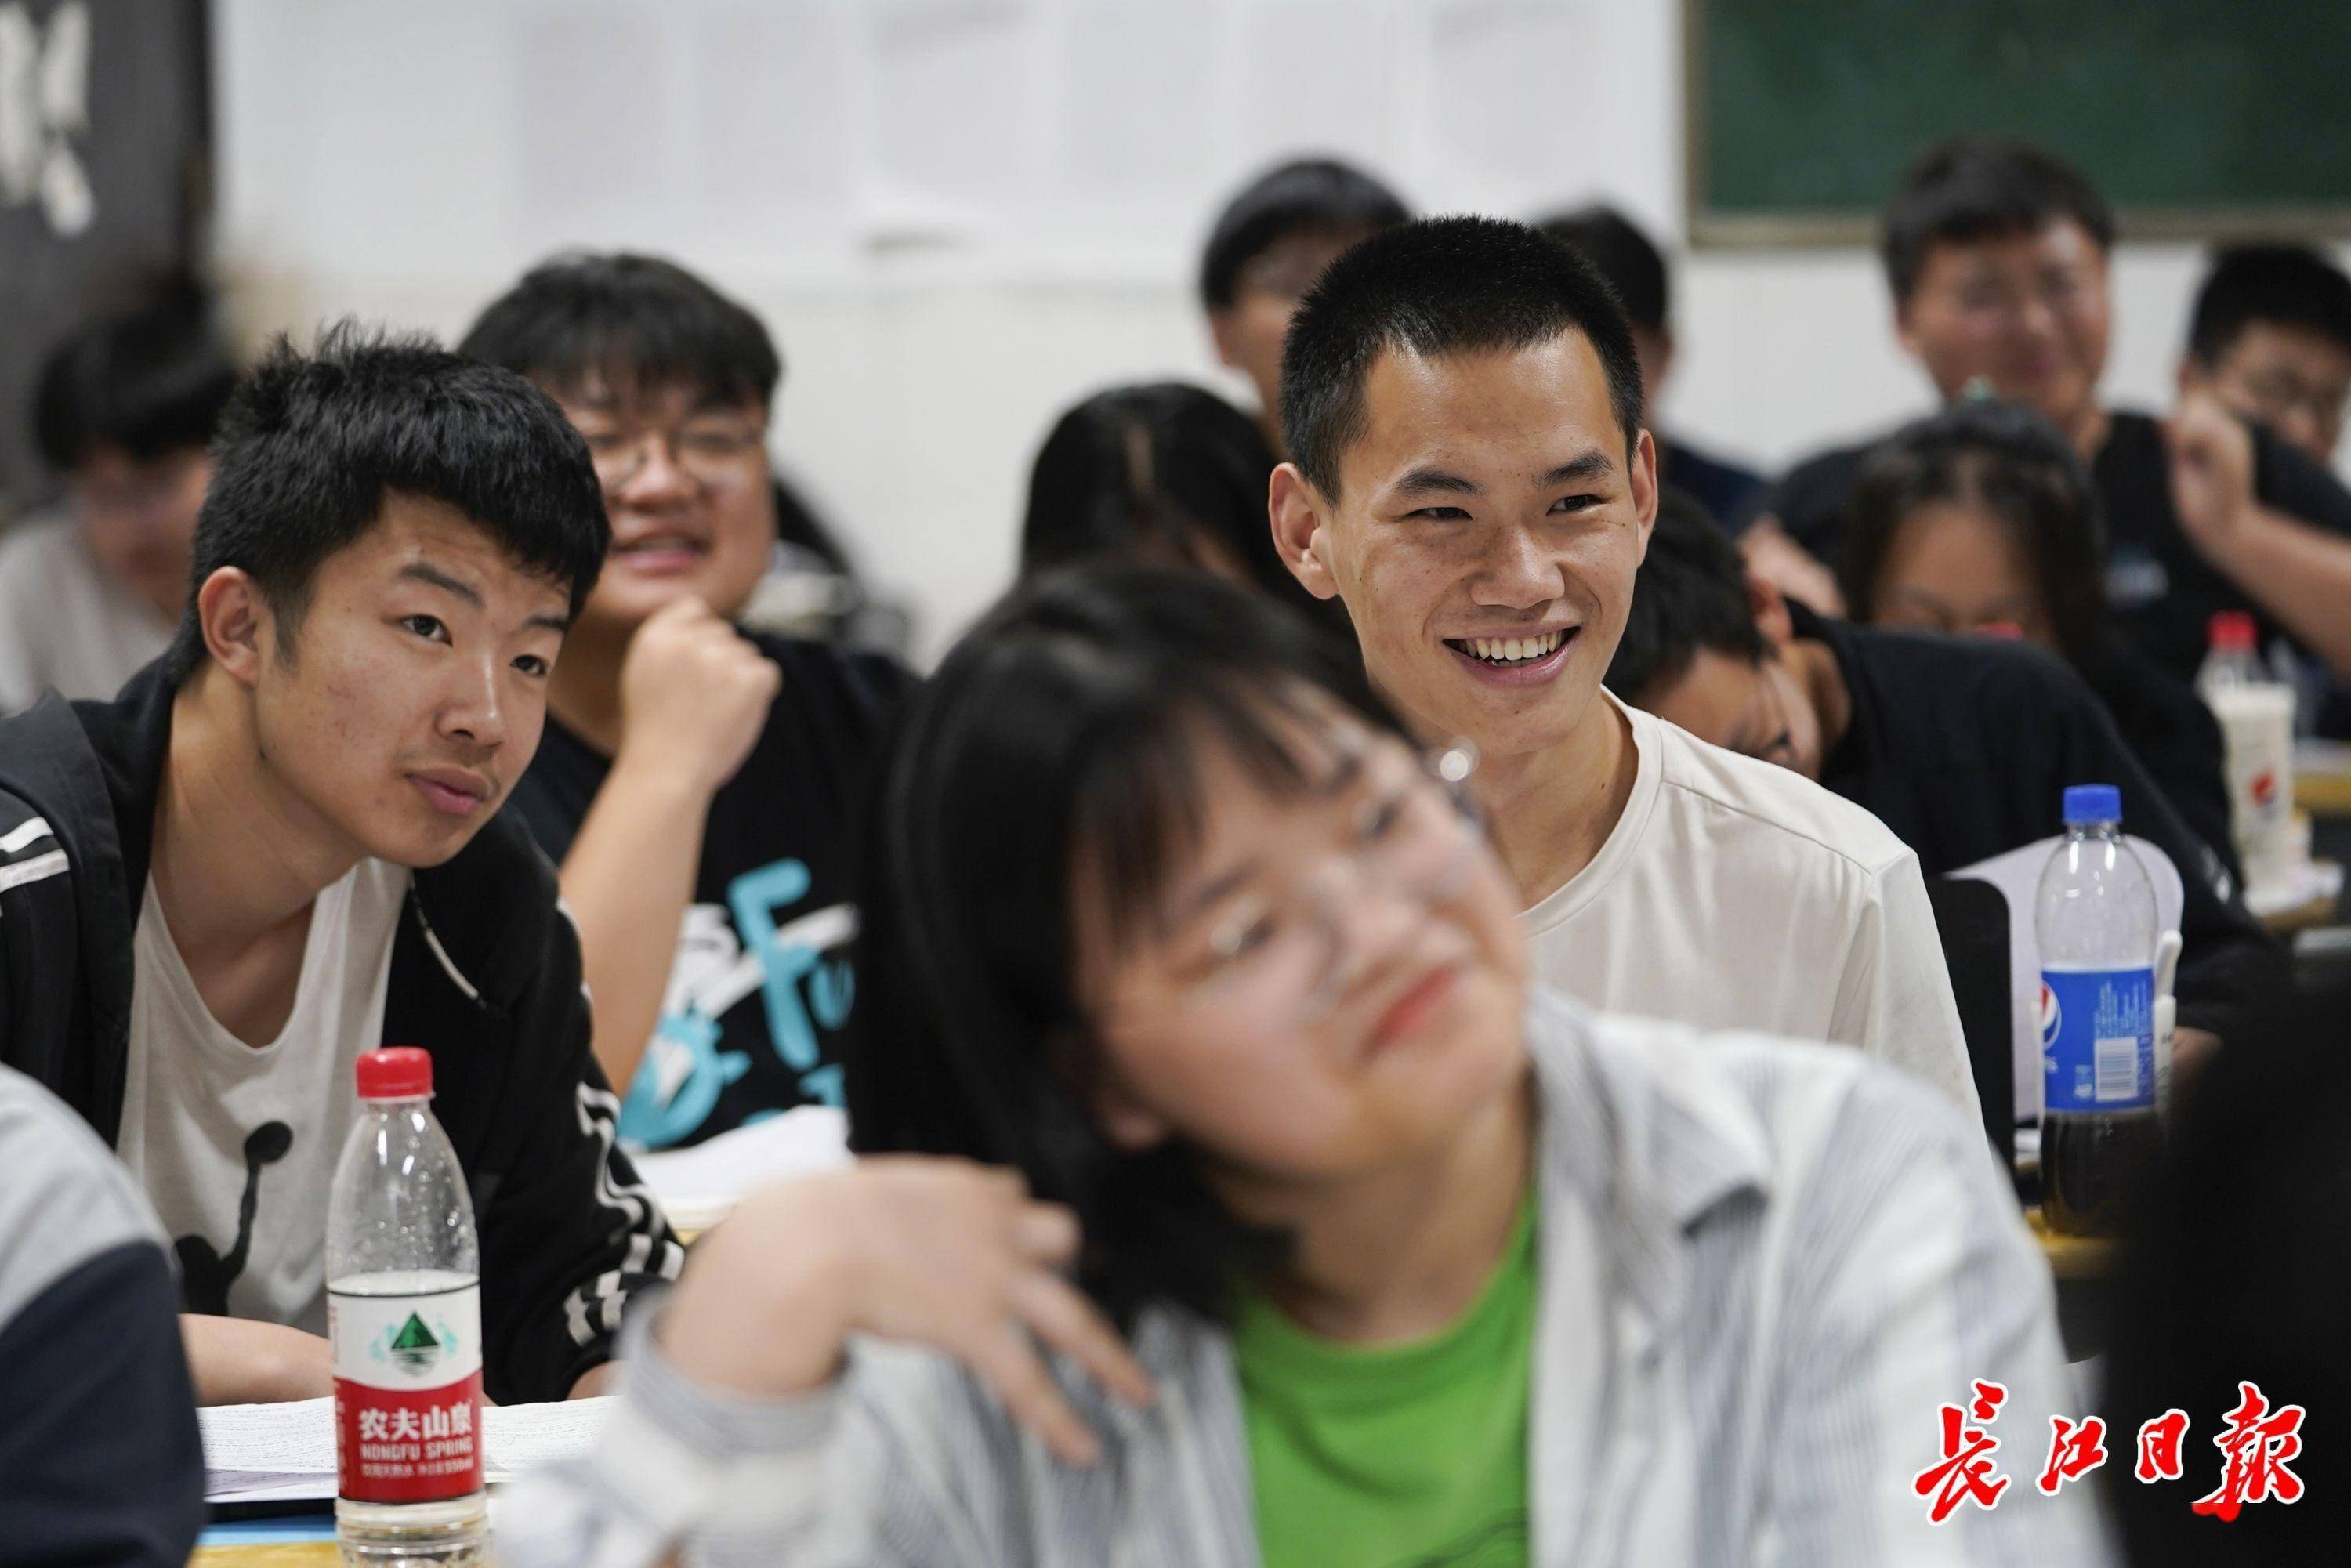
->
[[0, 513, 174, 713], [117, 860, 411, 1334], [1521, 693, 1979, 1119]]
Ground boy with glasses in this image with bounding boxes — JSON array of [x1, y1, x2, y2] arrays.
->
[[1268, 217, 1976, 1115], [2178, 241, 2351, 469], [1748, 138, 2351, 690], [462, 255, 912, 1150]]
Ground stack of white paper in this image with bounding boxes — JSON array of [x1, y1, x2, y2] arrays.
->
[[201, 1396, 611, 1505], [631, 1104, 851, 1233]]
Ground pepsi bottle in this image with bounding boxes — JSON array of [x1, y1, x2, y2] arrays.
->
[[2038, 784, 2162, 1235]]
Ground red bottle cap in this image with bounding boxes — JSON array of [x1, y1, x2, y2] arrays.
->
[[357, 1047, 433, 1099], [2210, 610, 2258, 652]]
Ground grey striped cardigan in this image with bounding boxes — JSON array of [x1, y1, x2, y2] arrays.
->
[[504, 990, 2115, 1567]]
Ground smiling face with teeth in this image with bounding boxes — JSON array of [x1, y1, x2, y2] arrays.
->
[[556, 378, 778, 641], [1272, 331, 1658, 765]]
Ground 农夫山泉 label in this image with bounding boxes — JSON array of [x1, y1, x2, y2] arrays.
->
[[2040, 966, 2155, 1115], [330, 1279, 483, 1504]]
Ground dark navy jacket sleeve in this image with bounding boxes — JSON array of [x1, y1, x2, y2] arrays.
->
[[0, 1244, 205, 1566]]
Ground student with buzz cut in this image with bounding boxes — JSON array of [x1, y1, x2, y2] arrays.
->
[[0, 326, 679, 1406], [1748, 138, 2351, 689], [1199, 158, 1410, 454], [1266, 216, 1976, 1115], [1611, 491, 2287, 1070], [462, 254, 913, 1151], [2179, 241, 2351, 469]]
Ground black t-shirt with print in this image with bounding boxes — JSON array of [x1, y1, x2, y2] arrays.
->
[[503, 630, 913, 1150], [1764, 410, 2351, 690]]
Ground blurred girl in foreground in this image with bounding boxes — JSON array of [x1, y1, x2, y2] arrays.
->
[[507, 567, 2106, 1567]]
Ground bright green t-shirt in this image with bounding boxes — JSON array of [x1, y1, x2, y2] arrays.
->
[[1233, 1193, 1536, 1568]]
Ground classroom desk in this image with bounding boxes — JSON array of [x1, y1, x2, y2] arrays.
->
[[2260, 861, 2345, 936], [2296, 744, 2351, 819]]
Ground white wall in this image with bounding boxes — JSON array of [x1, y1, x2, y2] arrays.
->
[[208, 0, 2301, 663]]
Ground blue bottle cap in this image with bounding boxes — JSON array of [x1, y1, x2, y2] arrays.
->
[[2062, 784, 2122, 826]]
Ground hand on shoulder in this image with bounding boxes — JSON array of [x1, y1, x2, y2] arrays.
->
[[655, 1157, 1154, 1466]]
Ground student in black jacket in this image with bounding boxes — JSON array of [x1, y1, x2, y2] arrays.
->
[[0, 325, 679, 1406], [462, 255, 913, 1150], [1746, 139, 2351, 691], [1610, 494, 2287, 1066]]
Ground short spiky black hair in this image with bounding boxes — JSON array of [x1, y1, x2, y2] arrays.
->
[[458, 252, 781, 409], [1881, 138, 2114, 302], [1537, 204, 1668, 334], [165, 322, 609, 682], [1198, 158, 1411, 311], [1279, 215, 1646, 500], [1604, 487, 1766, 703], [34, 280, 238, 473], [2188, 241, 2351, 364]]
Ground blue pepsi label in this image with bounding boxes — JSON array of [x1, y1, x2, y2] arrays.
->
[[2040, 965, 2154, 1114]]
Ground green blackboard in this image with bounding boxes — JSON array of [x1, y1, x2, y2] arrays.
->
[[1686, 0, 2351, 246]]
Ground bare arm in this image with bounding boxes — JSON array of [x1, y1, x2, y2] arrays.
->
[[180, 1314, 333, 1405], [559, 598, 779, 1096], [561, 758, 720, 1095]]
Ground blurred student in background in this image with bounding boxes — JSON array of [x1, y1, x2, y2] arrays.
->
[[504, 566, 2102, 1568], [1266, 216, 1974, 1112], [463, 254, 913, 1151], [1749, 138, 2351, 690], [2179, 241, 2351, 468], [1020, 379, 1352, 650], [0, 283, 237, 714], [1609, 492, 2281, 1070], [1838, 400, 2237, 864], [1536, 203, 1766, 526], [1199, 158, 1409, 454]]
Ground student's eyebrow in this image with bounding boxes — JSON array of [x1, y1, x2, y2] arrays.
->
[[1541, 450, 1616, 487], [1391, 465, 1482, 499], [399, 563, 571, 636], [397, 562, 484, 609]]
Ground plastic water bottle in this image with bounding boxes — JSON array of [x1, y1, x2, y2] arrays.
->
[[2196, 611, 2298, 897], [2037, 785, 2161, 1236], [328, 1048, 487, 1565]]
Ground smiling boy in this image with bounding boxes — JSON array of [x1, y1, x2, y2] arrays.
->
[[1271, 218, 1976, 1114], [0, 327, 679, 1405]]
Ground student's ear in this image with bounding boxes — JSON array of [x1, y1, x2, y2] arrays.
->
[[196, 567, 274, 688], [1207, 307, 1246, 375], [1891, 291, 1923, 364], [1629, 429, 1661, 564], [1746, 571, 1795, 647], [2175, 353, 2209, 401], [1269, 462, 1342, 599]]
